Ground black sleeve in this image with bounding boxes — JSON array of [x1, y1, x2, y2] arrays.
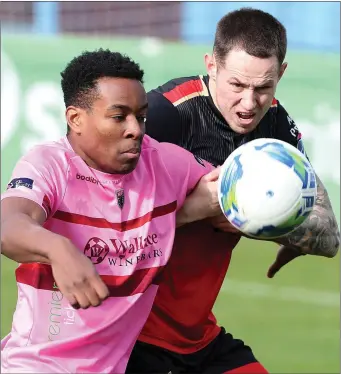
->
[[146, 90, 182, 145], [274, 100, 309, 158]]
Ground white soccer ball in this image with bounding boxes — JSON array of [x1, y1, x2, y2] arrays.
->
[[217, 138, 317, 239]]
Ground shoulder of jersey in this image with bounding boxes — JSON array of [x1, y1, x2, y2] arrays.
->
[[156, 75, 210, 107], [270, 98, 278, 111], [141, 135, 180, 160], [141, 134, 160, 152], [21, 138, 77, 171], [261, 97, 279, 122]]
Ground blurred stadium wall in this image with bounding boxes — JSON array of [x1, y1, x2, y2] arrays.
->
[[1, 1, 340, 221]]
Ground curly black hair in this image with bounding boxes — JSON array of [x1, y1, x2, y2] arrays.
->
[[60, 48, 144, 110]]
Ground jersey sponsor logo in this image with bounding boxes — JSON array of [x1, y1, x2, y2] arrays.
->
[[76, 173, 99, 185], [84, 233, 162, 267], [84, 237, 110, 264], [115, 188, 125, 209], [194, 155, 206, 167], [76, 173, 120, 186], [108, 233, 162, 267], [109, 233, 159, 259], [107, 248, 163, 267], [287, 115, 300, 139], [7, 177, 34, 190], [48, 282, 75, 341]]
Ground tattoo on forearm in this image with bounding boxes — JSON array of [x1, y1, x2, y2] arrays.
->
[[277, 175, 340, 257]]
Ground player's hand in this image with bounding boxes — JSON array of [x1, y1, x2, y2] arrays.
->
[[176, 167, 222, 227], [49, 238, 109, 309], [197, 166, 222, 217], [267, 245, 304, 278], [209, 213, 241, 234]]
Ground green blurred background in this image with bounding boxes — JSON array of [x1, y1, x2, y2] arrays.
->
[[1, 4, 340, 372]]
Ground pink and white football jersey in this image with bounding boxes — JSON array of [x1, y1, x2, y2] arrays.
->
[[1, 135, 213, 373]]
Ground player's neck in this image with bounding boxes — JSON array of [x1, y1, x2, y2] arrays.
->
[[208, 78, 222, 115], [66, 133, 104, 173]]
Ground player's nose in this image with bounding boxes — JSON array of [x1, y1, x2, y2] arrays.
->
[[125, 117, 144, 140], [241, 90, 257, 111]]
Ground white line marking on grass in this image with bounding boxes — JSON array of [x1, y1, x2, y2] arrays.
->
[[221, 279, 339, 308]]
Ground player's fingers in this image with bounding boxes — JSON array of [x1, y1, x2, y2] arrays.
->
[[92, 276, 110, 301], [210, 213, 227, 224], [267, 262, 280, 278], [73, 289, 91, 309], [204, 166, 221, 182], [210, 215, 240, 233], [267, 267, 277, 278], [63, 291, 79, 308], [85, 285, 102, 307], [56, 282, 80, 308]]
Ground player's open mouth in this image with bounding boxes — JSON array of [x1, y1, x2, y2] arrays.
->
[[237, 112, 256, 125], [237, 112, 255, 120]]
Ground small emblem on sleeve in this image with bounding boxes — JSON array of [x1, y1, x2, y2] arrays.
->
[[7, 177, 34, 190], [194, 155, 206, 167]]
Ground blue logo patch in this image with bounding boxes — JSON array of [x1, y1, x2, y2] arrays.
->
[[7, 178, 34, 190]]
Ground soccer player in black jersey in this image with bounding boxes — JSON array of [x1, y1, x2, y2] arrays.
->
[[126, 8, 340, 374]]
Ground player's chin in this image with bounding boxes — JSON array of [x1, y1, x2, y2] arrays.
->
[[230, 120, 259, 134], [117, 156, 140, 174]]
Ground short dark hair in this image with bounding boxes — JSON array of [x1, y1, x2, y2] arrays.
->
[[213, 7, 287, 67], [60, 48, 144, 110]]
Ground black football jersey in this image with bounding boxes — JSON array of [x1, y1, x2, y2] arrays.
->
[[146, 75, 306, 167]]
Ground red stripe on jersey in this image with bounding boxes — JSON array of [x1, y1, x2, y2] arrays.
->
[[16, 263, 164, 297], [163, 79, 204, 104], [223, 362, 269, 374], [53, 200, 177, 232], [271, 98, 278, 106]]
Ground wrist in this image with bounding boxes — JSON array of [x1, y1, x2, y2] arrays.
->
[[38, 230, 72, 263]]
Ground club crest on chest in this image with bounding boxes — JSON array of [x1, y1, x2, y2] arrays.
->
[[115, 188, 125, 209]]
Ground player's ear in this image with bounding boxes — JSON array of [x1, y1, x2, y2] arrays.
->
[[66, 106, 83, 135], [204, 53, 217, 81], [278, 62, 288, 81]]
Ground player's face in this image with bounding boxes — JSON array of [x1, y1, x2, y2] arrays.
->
[[205, 49, 287, 134], [68, 77, 147, 174]]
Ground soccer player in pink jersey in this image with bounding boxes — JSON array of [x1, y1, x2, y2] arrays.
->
[[1, 49, 221, 373]]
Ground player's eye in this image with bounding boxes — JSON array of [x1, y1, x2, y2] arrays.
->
[[137, 116, 147, 123], [256, 86, 271, 92], [230, 83, 244, 92], [111, 115, 125, 122]]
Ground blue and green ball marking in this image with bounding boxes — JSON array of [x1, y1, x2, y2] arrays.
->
[[219, 142, 316, 239]]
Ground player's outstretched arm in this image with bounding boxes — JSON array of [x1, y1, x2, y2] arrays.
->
[[1, 197, 109, 309], [275, 174, 340, 258], [1, 197, 66, 263], [176, 167, 222, 227]]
